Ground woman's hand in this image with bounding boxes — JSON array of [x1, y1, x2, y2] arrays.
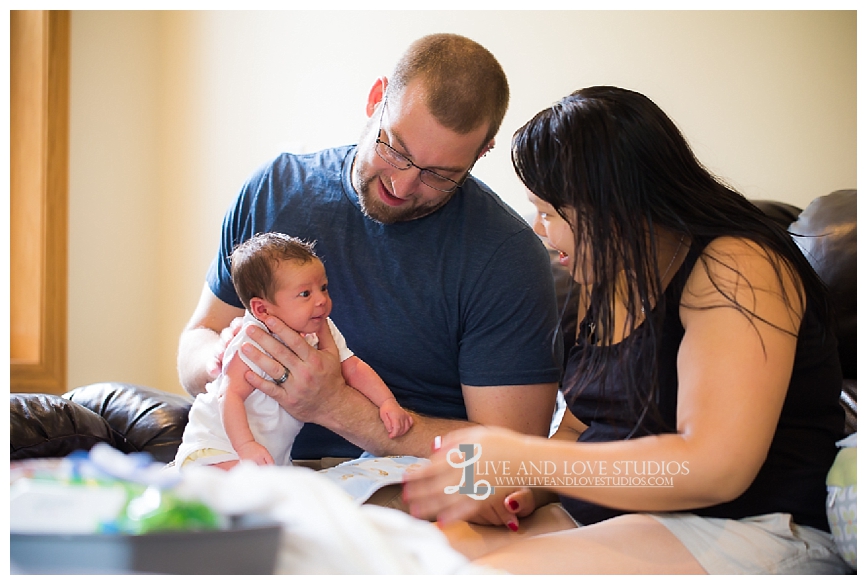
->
[[457, 487, 540, 531], [402, 426, 541, 526]]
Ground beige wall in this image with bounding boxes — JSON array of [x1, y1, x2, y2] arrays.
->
[[68, 10, 856, 395]]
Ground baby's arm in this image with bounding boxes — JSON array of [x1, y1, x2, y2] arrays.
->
[[341, 356, 413, 439], [220, 354, 275, 465]]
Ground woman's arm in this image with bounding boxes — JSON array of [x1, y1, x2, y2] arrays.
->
[[404, 237, 804, 523]]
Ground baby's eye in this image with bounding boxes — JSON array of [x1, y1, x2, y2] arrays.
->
[[321, 284, 328, 292], [299, 290, 311, 298], [539, 212, 549, 220]]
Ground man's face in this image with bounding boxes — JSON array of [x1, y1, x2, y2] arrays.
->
[[351, 81, 489, 224]]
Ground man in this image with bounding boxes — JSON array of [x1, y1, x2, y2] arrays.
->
[[177, 33, 562, 462]]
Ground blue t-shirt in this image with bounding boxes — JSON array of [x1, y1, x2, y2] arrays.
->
[[207, 146, 562, 458]]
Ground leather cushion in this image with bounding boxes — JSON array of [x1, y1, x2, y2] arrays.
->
[[64, 382, 193, 463], [789, 190, 857, 379], [10, 393, 130, 460]]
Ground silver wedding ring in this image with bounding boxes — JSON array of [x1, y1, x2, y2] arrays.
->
[[275, 366, 289, 385]]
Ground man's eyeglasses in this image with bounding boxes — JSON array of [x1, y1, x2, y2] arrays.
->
[[374, 97, 473, 193]]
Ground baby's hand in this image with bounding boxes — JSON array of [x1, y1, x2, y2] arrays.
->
[[236, 441, 275, 466], [380, 398, 414, 439]]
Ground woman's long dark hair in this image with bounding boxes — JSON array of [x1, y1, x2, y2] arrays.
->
[[512, 86, 832, 436]]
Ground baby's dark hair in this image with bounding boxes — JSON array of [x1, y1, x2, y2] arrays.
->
[[230, 233, 318, 312]]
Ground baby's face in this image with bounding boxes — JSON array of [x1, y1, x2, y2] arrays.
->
[[264, 258, 332, 334]]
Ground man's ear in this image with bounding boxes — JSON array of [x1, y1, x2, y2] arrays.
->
[[365, 76, 388, 118], [249, 298, 269, 321], [477, 139, 495, 160]]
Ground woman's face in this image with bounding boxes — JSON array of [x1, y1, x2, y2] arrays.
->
[[526, 189, 590, 283]]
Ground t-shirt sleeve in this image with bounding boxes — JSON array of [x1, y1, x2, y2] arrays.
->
[[458, 229, 563, 387], [205, 159, 282, 308], [326, 318, 355, 362]]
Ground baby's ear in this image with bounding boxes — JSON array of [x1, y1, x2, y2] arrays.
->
[[249, 298, 269, 320]]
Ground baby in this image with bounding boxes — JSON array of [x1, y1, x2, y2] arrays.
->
[[175, 233, 413, 469]]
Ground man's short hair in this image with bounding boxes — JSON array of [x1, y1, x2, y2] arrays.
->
[[230, 233, 317, 312], [390, 33, 509, 146]]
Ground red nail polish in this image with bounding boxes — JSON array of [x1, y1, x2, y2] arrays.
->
[[507, 498, 519, 511], [507, 521, 519, 532]]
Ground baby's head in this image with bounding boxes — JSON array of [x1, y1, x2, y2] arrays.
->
[[230, 233, 331, 334]]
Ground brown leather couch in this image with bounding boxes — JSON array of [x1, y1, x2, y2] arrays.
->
[[10, 190, 856, 464]]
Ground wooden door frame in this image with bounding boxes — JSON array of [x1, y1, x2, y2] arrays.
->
[[10, 10, 70, 394]]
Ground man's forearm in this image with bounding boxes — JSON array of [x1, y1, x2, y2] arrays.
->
[[177, 328, 220, 397], [317, 386, 475, 458]]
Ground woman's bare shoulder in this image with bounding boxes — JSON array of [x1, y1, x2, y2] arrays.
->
[[682, 235, 804, 331]]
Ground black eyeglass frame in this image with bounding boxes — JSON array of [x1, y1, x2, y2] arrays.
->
[[373, 96, 475, 193]]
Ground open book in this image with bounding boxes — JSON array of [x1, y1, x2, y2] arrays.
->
[[316, 456, 426, 504]]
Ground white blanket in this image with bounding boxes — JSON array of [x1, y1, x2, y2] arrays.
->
[[174, 461, 497, 574]]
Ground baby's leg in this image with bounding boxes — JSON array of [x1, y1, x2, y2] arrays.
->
[[181, 448, 239, 470], [211, 460, 240, 471]]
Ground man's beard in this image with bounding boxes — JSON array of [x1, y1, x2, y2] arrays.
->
[[352, 157, 455, 225]]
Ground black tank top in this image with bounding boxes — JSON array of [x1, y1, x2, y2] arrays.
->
[[559, 239, 844, 531]]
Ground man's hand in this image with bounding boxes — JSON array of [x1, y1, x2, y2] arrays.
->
[[241, 315, 351, 424], [206, 316, 245, 380], [177, 284, 245, 396]]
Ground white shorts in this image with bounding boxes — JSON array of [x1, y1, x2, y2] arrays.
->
[[650, 512, 850, 574]]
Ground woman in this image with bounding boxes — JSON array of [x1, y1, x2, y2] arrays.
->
[[402, 87, 848, 574]]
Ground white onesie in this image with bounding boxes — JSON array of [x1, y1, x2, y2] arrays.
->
[[174, 312, 353, 468]]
